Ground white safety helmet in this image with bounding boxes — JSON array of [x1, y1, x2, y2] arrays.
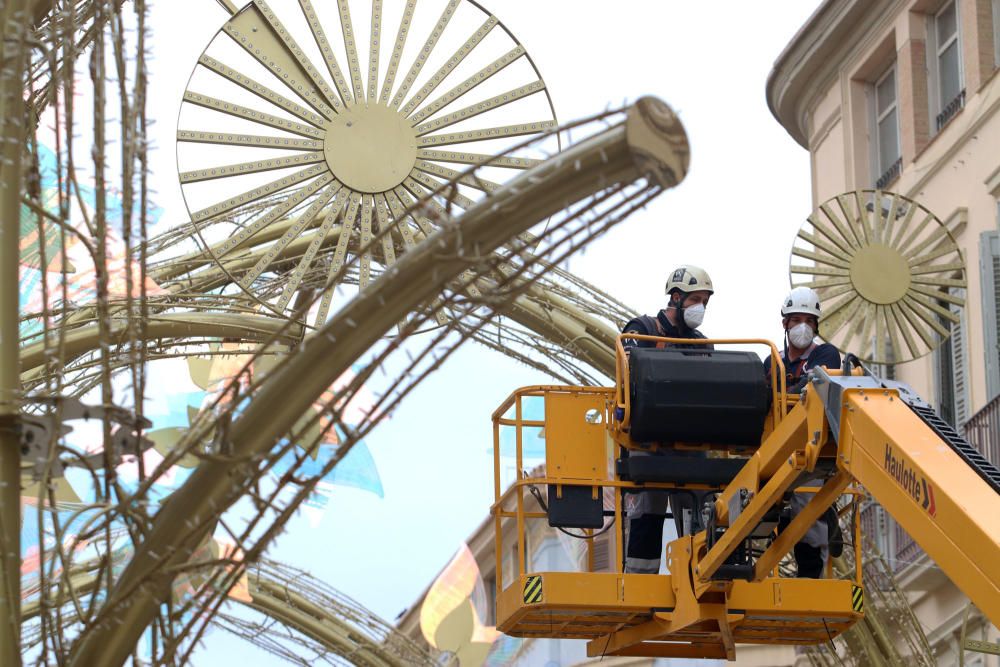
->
[[781, 286, 821, 319], [665, 265, 714, 296]]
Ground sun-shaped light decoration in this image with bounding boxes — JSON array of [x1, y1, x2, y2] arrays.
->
[[176, 0, 557, 326], [789, 189, 966, 364]]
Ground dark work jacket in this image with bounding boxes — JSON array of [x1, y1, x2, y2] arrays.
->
[[765, 342, 842, 394], [621, 310, 710, 350]]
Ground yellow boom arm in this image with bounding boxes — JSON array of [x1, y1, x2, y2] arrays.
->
[[813, 370, 1000, 622], [697, 367, 1000, 625]]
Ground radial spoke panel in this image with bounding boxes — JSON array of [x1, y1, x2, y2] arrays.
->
[[789, 189, 966, 364], [175, 0, 559, 323]]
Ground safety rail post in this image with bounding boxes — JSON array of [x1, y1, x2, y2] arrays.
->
[[853, 487, 863, 584], [614, 486, 623, 574], [493, 407, 503, 613], [515, 394, 526, 577]]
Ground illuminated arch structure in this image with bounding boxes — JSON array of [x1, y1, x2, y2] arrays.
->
[[4, 1, 690, 664]]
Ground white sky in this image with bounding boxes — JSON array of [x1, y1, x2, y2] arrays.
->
[[135, 0, 824, 661]]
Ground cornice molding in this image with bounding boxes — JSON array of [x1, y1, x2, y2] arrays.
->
[[766, 0, 896, 148]]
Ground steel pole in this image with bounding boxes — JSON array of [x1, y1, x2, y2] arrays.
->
[[0, 1, 30, 661]]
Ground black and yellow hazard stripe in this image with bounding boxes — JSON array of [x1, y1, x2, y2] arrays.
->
[[851, 585, 864, 613], [523, 576, 543, 605]]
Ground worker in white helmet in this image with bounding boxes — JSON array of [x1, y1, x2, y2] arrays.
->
[[766, 286, 841, 394], [766, 286, 843, 577], [620, 265, 714, 574]]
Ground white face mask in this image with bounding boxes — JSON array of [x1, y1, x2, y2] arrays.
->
[[788, 322, 815, 349], [683, 303, 705, 329]]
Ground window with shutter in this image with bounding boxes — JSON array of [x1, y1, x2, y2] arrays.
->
[[981, 231, 1000, 400], [483, 573, 497, 626], [937, 330, 956, 427], [994, 0, 1000, 67], [929, 1, 965, 132], [935, 288, 967, 427], [872, 64, 902, 188], [951, 289, 970, 425]]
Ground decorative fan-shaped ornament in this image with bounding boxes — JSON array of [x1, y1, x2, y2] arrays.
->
[[789, 190, 966, 364], [176, 0, 558, 325]]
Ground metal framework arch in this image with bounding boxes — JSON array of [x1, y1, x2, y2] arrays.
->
[[62, 98, 689, 666]]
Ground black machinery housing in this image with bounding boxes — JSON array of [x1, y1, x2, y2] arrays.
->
[[627, 348, 769, 446]]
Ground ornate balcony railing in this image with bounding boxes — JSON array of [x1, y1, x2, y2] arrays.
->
[[935, 88, 966, 131], [875, 157, 902, 190], [964, 393, 1000, 466]]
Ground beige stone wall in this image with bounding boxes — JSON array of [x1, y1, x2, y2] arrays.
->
[[812, 118, 849, 202], [776, 1, 1000, 663], [800, 0, 1000, 418]]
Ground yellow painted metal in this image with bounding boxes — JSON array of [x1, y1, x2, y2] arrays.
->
[[695, 453, 804, 581], [515, 395, 526, 576], [544, 391, 607, 481], [490, 344, 1000, 659], [490, 378, 863, 660], [497, 572, 674, 630], [496, 572, 859, 649], [835, 389, 1000, 625], [752, 469, 852, 579]]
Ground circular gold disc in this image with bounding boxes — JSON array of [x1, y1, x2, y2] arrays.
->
[[324, 104, 417, 193], [176, 0, 559, 326], [849, 243, 910, 304], [788, 189, 967, 363]]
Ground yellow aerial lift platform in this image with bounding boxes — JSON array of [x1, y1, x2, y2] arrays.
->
[[490, 335, 1000, 660]]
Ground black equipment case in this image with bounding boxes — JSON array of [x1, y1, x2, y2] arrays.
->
[[628, 348, 769, 447]]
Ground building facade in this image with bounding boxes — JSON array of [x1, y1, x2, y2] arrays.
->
[[768, 0, 1000, 663]]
